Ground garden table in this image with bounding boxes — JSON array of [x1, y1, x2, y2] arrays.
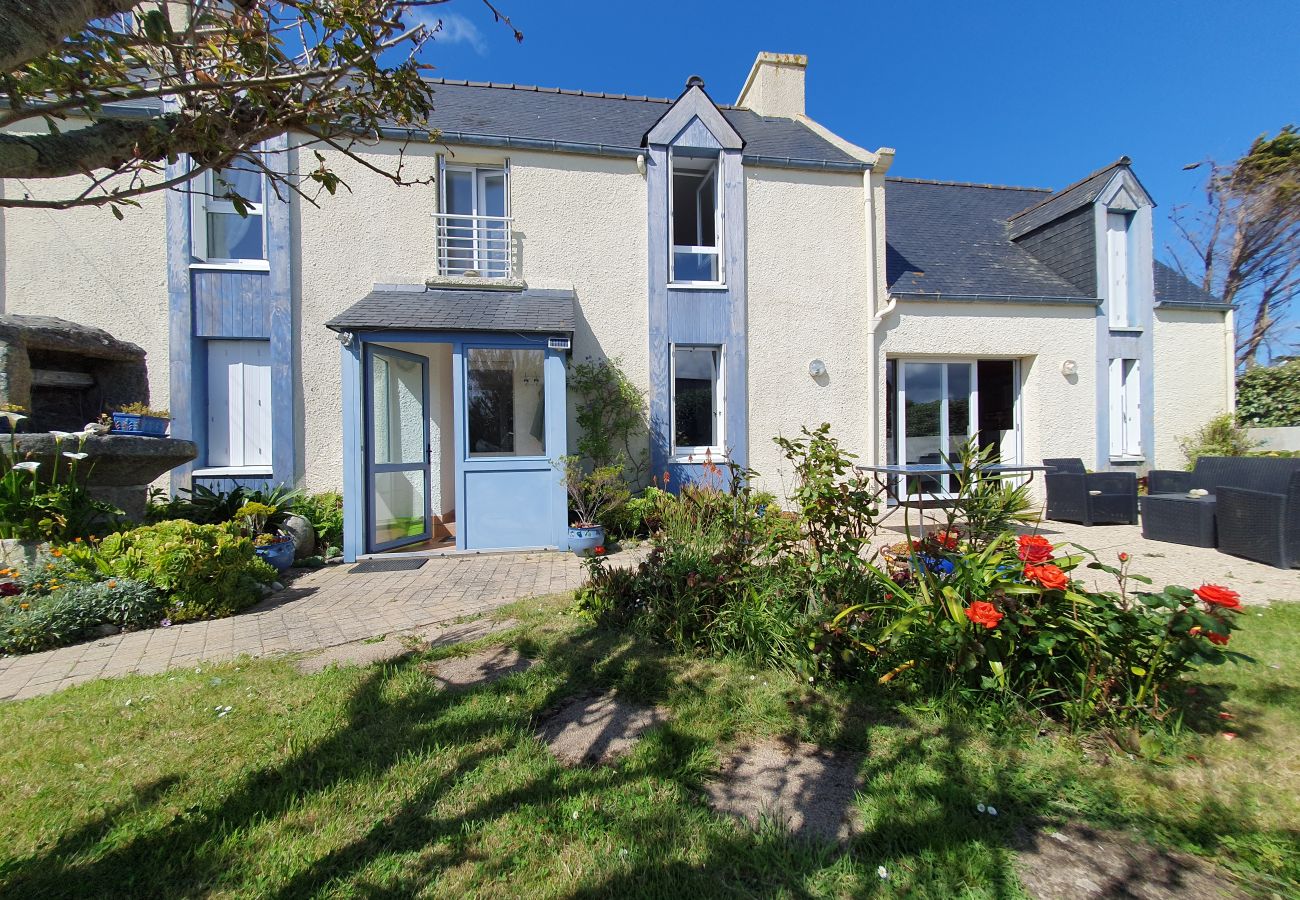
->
[[854, 463, 1052, 528]]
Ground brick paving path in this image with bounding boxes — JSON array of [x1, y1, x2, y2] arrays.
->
[[0, 551, 590, 701]]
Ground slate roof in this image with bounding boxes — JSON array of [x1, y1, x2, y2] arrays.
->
[[886, 174, 1229, 309], [1005, 158, 1134, 239], [885, 178, 1094, 302], [418, 79, 865, 169], [325, 287, 576, 334]]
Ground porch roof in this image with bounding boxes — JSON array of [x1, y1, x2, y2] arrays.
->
[[324, 286, 576, 335]]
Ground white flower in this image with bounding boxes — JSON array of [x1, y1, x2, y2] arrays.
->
[[72, 430, 95, 440], [571, 810, 579, 820], [877, 866, 888, 880], [11, 461, 39, 472], [618, 849, 629, 861], [49, 430, 72, 441], [62, 451, 88, 461], [987, 806, 998, 816], [977, 803, 986, 813], [1, 411, 27, 426]]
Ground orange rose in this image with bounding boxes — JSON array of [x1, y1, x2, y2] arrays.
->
[[1017, 534, 1055, 564], [1025, 563, 1069, 591], [1194, 584, 1242, 611], [1206, 631, 1230, 646], [934, 530, 960, 551], [964, 600, 1003, 629]]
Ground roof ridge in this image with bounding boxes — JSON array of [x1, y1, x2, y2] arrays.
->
[[1007, 156, 1131, 221], [887, 175, 1053, 193], [425, 77, 673, 104]]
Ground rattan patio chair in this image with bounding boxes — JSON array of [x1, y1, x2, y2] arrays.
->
[[1043, 458, 1138, 526]]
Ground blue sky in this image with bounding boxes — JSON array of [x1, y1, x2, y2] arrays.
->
[[418, 0, 1300, 347]]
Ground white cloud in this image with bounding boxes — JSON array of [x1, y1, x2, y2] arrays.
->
[[417, 10, 487, 55]]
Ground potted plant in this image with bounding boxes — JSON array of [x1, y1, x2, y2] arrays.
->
[[561, 456, 629, 556], [110, 402, 171, 437], [237, 501, 295, 572]]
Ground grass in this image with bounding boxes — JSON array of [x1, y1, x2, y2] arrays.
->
[[0, 598, 1296, 898]]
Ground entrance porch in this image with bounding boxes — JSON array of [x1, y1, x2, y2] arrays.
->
[[326, 287, 576, 561]]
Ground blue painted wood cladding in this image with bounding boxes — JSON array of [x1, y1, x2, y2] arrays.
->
[[646, 104, 749, 487], [165, 135, 296, 492]]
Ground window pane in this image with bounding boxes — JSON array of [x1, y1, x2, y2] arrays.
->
[[370, 353, 424, 465], [674, 347, 718, 450], [211, 166, 262, 204], [903, 362, 943, 494], [672, 170, 703, 246], [373, 470, 427, 544], [207, 211, 264, 260], [672, 249, 719, 282], [467, 349, 545, 457]]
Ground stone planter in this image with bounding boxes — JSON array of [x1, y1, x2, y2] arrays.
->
[[0, 537, 44, 571], [567, 524, 605, 557], [255, 536, 296, 572]]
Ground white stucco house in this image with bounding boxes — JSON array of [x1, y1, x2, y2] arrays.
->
[[0, 52, 1234, 560]]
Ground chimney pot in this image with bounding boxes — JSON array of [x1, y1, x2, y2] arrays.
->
[[686, 75, 705, 90]]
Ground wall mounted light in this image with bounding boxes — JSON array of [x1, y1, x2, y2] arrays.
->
[[336, 330, 355, 348], [636, 154, 646, 177], [808, 359, 827, 378], [1060, 359, 1078, 377]]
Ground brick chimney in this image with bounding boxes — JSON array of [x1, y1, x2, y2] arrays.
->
[[735, 52, 807, 118]]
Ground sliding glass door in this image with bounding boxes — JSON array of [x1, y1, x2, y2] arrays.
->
[[894, 361, 977, 499]]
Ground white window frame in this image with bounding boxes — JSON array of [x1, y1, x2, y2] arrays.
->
[[190, 164, 269, 270], [203, 339, 273, 473], [1106, 210, 1136, 329], [667, 149, 724, 288], [1108, 357, 1142, 460], [436, 159, 511, 277], [670, 344, 725, 458]]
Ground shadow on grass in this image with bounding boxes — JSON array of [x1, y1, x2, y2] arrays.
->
[[0, 621, 1284, 898]]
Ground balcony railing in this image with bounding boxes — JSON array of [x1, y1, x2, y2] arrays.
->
[[433, 213, 516, 279]]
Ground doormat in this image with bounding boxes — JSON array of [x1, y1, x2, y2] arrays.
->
[[349, 558, 428, 574]]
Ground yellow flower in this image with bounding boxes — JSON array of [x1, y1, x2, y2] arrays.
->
[[19, 603, 28, 611], [51, 548, 62, 558], [45, 563, 54, 571]]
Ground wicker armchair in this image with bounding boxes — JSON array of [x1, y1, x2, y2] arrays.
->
[[1216, 469, 1300, 569], [1043, 458, 1138, 526]]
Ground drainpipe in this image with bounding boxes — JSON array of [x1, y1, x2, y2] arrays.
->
[[1223, 307, 1237, 412], [864, 148, 896, 466]]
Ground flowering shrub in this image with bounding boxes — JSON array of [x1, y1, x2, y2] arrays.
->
[[0, 577, 164, 654]]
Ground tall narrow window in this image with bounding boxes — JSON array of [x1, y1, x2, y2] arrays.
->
[[206, 340, 272, 469], [1109, 357, 1142, 458], [669, 150, 722, 284], [1106, 211, 1135, 327], [192, 164, 266, 263], [438, 164, 510, 277], [671, 345, 723, 455]]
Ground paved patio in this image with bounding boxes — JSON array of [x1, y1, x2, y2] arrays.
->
[[0, 550, 590, 701]]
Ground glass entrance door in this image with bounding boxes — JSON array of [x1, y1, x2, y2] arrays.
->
[[895, 361, 976, 499], [365, 345, 431, 551]]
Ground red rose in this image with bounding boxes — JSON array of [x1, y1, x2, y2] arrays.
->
[[1194, 584, 1242, 611], [1025, 563, 1070, 591], [1017, 534, 1055, 564], [1206, 631, 1230, 646], [965, 600, 1003, 629], [1118, 552, 1129, 562]]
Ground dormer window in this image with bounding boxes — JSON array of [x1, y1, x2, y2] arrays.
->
[[191, 163, 266, 265], [437, 162, 512, 278], [669, 149, 723, 285], [1106, 210, 1136, 327]]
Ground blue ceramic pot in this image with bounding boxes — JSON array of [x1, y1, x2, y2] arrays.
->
[[111, 412, 170, 437], [255, 537, 295, 572], [567, 525, 605, 556]]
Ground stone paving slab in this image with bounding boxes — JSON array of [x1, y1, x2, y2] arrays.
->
[[424, 646, 533, 691], [0, 551, 589, 701], [537, 692, 669, 766], [296, 617, 519, 674], [705, 738, 863, 842]]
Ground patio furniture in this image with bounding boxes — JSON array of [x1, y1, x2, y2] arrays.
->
[[1216, 468, 1300, 569], [1042, 458, 1138, 526], [1142, 456, 1300, 565], [1139, 494, 1217, 547]]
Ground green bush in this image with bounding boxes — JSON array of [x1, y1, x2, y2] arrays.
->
[[1177, 412, 1257, 467], [0, 578, 164, 654], [297, 492, 344, 549], [94, 520, 275, 622], [145, 483, 300, 529], [1237, 359, 1300, 427]]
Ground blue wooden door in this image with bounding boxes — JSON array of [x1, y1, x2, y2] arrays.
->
[[365, 345, 432, 552], [458, 344, 561, 550]]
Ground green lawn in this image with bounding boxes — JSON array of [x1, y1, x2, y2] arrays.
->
[[0, 598, 1296, 898]]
